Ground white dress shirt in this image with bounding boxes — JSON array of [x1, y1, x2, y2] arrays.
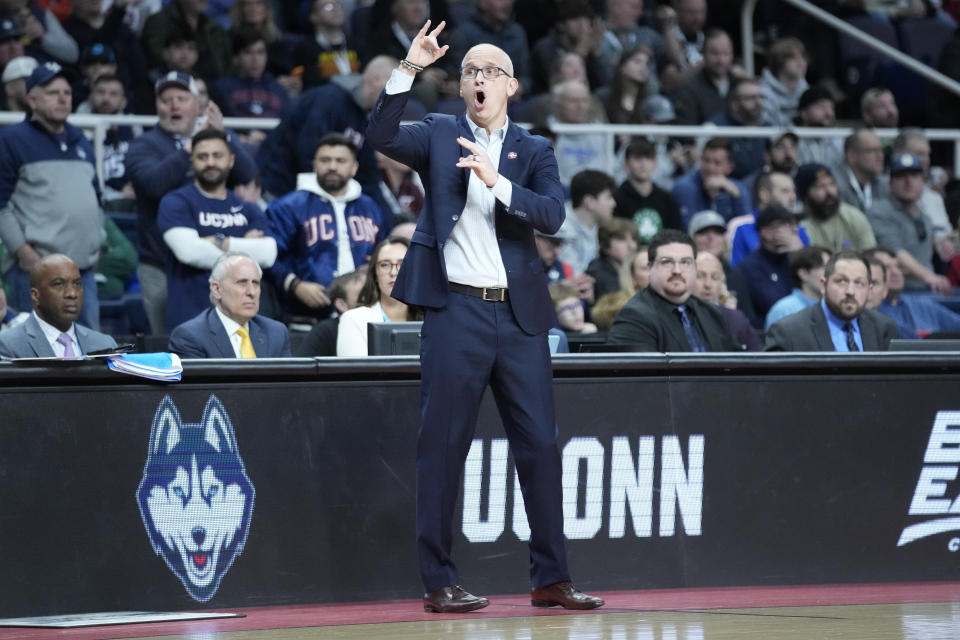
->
[[385, 69, 514, 288], [33, 311, 80, 357], [214, 307, 251, 358]]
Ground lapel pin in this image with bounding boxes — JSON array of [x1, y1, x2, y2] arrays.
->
[[507, 152, 517, 159]]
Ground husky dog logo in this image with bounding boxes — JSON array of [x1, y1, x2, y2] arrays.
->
[[137, 395, 255, 601]]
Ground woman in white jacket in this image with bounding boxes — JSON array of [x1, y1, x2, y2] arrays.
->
[[336, 236, 417, 356]]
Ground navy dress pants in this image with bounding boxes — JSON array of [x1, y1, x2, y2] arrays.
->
[[416, 289, 571, 593]]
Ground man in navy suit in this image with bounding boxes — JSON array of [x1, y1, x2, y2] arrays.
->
[[168, 252, 290, 358], [0, 254, 117, 358], [366, 21, 603, 614]]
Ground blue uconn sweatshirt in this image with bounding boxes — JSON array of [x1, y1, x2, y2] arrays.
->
[[0, 117, 105, 272], [266, 173, 384, 292]]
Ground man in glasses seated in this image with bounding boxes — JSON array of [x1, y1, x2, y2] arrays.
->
[[869, 154, 953, 295], [607, 228, 739, 351]]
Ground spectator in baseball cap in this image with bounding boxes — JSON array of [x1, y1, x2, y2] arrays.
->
[[869, 153, 952, 295], [26, 61, 71, 92], [1, 55, 36, 110]]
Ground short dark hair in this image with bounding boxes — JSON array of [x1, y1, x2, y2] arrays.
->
[[92, 73, 124, 90], [861, 246, 897, 283], [314, 132, 358, 160], [232, 29, 267, 55], [863, 254, 886, 283], [702, 137, 732, 160], [164, 30, 197, 48], [191, 128, 230, 150], [624, 137, 656, 160], [824, 249, 870, 281], [647, 229, 696, 264], [598, 217, 639, 253], [788, 246, 829, 288], [728, 76, 760, 101], [570, 170, 615, 208], [863, 246, 897, 262]]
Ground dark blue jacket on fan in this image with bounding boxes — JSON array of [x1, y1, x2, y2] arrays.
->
[[214, 73, 289, 119], [265, 173, 384, 293], [256, 80, 376, 198]]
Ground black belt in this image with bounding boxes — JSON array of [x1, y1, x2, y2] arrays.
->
[[449, 282, 509, 302]]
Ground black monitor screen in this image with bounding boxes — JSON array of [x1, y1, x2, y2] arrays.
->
[[367, 322, 423, 356]]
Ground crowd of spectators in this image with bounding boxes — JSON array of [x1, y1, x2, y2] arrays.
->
[[2, 0, 960, 357]]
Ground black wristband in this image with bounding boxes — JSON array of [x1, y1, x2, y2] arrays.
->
[[400, 58, 425, 73]]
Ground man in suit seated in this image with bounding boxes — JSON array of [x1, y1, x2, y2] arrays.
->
[[607, 229, 739, 351], [0, 254, 117, 358], [169, 252, 291, 358], [765, 249, 898, 351]]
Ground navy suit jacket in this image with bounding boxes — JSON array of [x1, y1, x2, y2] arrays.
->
[[765, 304, 899, 351], [168, 307, 291, 358], [366, 89, 565, 335], [0, 314, 117, 358]]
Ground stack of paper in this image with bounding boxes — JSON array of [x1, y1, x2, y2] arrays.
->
[[106, 353, 183, 382]]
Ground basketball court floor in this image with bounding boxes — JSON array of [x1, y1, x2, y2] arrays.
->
[[3, 582, 959, 639]]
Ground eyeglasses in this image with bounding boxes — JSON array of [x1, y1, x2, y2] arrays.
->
[[376, 260, 403, 273], [460, 66, 512, 79], [653, 257, 696, 269]]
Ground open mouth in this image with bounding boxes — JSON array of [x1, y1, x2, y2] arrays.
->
[[475, 89, 486, 107]]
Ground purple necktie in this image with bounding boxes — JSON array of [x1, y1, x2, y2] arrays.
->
[[57, 332, 77, 358]]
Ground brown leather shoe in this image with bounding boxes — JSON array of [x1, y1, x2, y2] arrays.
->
[[531, 581, 604, 609], [423, 585, 490, 613]]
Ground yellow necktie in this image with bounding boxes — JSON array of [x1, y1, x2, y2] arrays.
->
[[237, 327, 257, 359]]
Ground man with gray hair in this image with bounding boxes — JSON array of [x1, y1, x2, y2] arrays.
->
[[168, 252, 290, 358]]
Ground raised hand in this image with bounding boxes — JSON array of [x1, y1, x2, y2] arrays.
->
[[404, 20, 449, 70]]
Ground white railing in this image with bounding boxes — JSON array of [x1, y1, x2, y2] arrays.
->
[[1, 111, 959, 189]]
